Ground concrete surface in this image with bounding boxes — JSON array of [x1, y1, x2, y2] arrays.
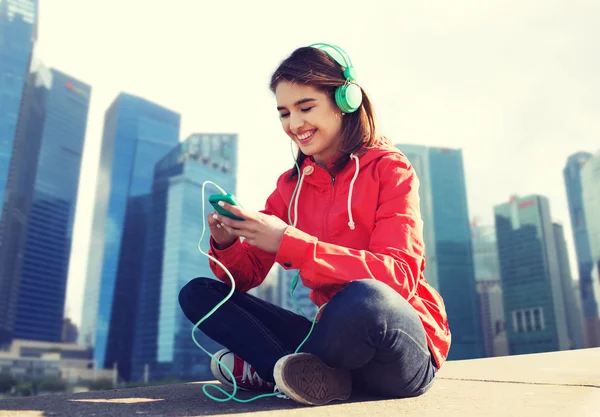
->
[[0, 348, 599, 417], [437, 346, 600, 387]]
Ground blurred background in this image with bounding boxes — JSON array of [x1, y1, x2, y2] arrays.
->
[[0, 0, 598, 397]]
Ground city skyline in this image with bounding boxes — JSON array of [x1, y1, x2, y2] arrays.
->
[[29, 0, 600, 326]]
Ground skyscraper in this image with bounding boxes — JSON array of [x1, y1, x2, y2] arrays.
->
[[79, 94, 180, 371], [396, 144, 483, 360], [471, 221, 508, 357], [0, 0, 38, 346], [552, 223, 585, 349], [14, 69, 90, 342], [392, 145, 438, 290], [563, 152, 599, 346], [0, 63, 90, 344], [494, 195, 570, 354], [130, 133, 237, 382], [581, 150, 600, 346], [0, 0, 37, 208]]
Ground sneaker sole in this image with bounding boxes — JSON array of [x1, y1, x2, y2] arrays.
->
[[273, 353, 352, 406]]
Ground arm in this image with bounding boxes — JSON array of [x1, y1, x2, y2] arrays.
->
[[274, 155, 425, 301], [207, 180, 289, 293]]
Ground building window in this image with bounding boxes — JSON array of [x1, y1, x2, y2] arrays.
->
[[524, 309, 532, 332], [513, 307, 544, 333], [515, 311, 523, 333], [533, 308, 541, 330], [495, 320, 504, 335], [534, 307, 545, 330]]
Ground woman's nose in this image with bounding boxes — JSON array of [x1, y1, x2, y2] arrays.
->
[[290, 113, 305, 132]]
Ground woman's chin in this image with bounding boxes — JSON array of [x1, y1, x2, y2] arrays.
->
[[295, 143, 316, 155]]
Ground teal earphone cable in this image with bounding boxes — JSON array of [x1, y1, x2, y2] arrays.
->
[[286, 141, 310, 318], [193, 147, 326, 402]]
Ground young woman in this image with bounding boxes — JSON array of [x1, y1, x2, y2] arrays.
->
[[178, 43, 450, 406]]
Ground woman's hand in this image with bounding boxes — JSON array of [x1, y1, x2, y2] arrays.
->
[[213, 202, 289, 253], [207, 211, 237, 249]]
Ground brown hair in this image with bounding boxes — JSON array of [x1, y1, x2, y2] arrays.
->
[[269, 46, 378, 179]]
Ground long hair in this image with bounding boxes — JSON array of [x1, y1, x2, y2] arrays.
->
[[269, 46, 378, 179]]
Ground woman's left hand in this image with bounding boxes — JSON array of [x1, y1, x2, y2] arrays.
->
[[213, 202, 289, 254]]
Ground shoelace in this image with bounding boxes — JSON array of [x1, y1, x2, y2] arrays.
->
[[241, 360, 267, 387], [274, 385, 289, 399], [240, 360, 288, 399]]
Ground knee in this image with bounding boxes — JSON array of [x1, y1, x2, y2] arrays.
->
[[338, 279, 412, 319], [178, 277, 223, 312]]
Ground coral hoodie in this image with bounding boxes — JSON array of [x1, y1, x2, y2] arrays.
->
[[208, 137, 451, 369]]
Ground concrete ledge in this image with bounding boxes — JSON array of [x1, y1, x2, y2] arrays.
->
[[1, 348, 599, 417]]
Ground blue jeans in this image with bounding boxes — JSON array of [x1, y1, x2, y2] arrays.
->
[[178, 278, 437, 398]]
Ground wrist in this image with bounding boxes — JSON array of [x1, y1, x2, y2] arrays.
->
[[213, 237, 236, 250]]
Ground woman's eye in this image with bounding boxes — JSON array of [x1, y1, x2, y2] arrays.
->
[[301, 107, 314, 113], [279, 113, 290, 119]]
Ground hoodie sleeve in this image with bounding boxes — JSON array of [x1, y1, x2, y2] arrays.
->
[[274, 154, 425, 301], [207, 179, 290, 293]]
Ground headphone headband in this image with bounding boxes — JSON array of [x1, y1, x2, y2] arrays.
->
[[308, 42, 353, 69]]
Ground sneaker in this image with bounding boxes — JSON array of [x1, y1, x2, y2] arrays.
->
[[273, 353, 352, 406], [210, 349, 274, 392]]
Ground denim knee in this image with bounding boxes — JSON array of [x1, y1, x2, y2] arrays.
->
[[339, 279, 409, 318], [178, 277, 221, 314]]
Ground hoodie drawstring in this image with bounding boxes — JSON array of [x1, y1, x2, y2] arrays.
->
[[291, 155, 360, 231], [347, 154, 359, 230], [291, 168, 307, 227]]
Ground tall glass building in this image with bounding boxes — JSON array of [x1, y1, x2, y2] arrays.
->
[[494, 195, 570, 354], [471, 222, 508, 357], [0, 0, 38, 346], [563, 152, 598, 346], [14, 68, 90, 342], [582, 151, 600, 265], [0, 63, 90, 344], [0, 0, 37, 207], [581, 151, 600, 346], [552, 223, 585, 349], [395, 144, 483, 360], [79, 94, 180, 373], [130, 133, 237, 383], [392, 145, 438, 290]]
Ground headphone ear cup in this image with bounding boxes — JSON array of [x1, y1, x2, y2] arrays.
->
[[335, 83, 362, 113]]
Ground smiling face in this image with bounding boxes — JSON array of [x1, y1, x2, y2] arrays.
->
[[275, 81, 344, 167]]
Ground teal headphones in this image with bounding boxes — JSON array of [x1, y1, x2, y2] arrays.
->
[[309, 43, 363, 113]]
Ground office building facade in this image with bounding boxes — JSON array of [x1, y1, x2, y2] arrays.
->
[[130, 133, 237, 382], [79, 94, 180, 373], [396, 144, 483, 360], [563, 152, 599, 346], [494, 195, 570, 354]]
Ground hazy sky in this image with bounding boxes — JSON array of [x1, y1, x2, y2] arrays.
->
[[34, 0, 599, 325]]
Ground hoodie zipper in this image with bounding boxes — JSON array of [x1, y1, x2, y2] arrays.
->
[[324, 174, 336, 238]]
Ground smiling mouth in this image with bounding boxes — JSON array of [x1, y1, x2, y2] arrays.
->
[[296, 130, 316, 143]]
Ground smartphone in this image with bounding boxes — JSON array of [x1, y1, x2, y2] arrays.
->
[[208, 193, 244, 221]]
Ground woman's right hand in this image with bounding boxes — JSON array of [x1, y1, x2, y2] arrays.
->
[[207, 211, 237, 249]]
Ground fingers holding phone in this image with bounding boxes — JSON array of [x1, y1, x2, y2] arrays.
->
[[207, 211, 237, 249]]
